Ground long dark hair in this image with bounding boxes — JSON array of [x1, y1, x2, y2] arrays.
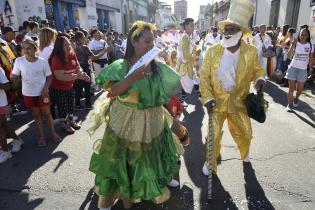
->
[[297, 27, 311, 44], [182, 18, 194, 31], [49, 36, 70, 65], [282, 24, 290, 37], [124, 25, 157, 73]]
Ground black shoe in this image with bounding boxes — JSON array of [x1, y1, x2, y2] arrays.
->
[[85, 103, 92, 109], [75, 104, 83, 110]]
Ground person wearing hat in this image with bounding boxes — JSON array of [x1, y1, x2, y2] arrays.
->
[[1, 26, 18, 57], [200, 0, 266, 176]]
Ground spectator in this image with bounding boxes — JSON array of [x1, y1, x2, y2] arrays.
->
[[26, 21, 40, 38], [15, 26, 27, 44], [74, 31, 107, 109], [11, 38, 60, 146], [253, 24, 273, 67], [0, 67, 23, 163], [1, 26, 18, 57], [38, 27, 57, 60], [285, 27, 313, 112], [49, 36, 89, 134], [112, 31, 124, 59], [40, 20, 49, 28], [88, 29, 110, 91], [22, 21, 31, 34]]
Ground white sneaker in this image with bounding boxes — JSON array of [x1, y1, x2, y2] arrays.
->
[[202, 164, 210, 176], [12, 110, 28, 116], [167, 179, 179, 188], [243, 155, 250, 162], [181, 101, 189, 107], [0, 150, 12, 164], [11, 138, 24, 153]]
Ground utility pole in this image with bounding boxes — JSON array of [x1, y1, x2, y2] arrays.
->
[[212, 0, 214, 26]]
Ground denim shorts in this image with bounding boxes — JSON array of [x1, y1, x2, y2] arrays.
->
[[285, 66, 307, 82]]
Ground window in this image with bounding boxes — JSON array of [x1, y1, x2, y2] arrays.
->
[[311, 0, 315, 6]]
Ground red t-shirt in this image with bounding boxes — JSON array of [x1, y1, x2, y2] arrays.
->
[[50, 53, 79, 90]]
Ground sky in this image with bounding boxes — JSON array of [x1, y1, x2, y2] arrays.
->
[[169, 0, 216, 20]]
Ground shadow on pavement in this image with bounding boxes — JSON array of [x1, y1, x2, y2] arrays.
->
[[243, 162, 275, 210], [265, 80, 315, 126], [0, 91, 102, 210], [182, 94, 238, 210], [80, 185, 195, 210]]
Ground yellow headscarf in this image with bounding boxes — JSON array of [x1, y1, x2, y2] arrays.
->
[[131, 21, 156, 40]]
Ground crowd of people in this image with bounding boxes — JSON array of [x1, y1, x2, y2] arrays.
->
[[0, 0, 314, 209]]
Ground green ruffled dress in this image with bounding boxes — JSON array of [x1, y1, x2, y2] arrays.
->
[[89, 59, 182, 209]]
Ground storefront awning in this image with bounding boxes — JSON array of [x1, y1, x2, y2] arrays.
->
[[61, 0, 85, 7], [96, 3, 120, 13]]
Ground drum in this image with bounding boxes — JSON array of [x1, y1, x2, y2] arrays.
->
[[262, 56, 277, 77], [267, 56, 277, 77]]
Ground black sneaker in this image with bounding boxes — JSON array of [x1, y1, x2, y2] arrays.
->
[[292, 97, 299, 108]]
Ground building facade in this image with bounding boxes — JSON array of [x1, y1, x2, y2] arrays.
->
[[0, 0, 130, 32], [254, 0, 312, 29], [197, 4, 213, 32], [213, 0, 230, 25], [174, 0, 187, 22], [155, 2, 173, 29]]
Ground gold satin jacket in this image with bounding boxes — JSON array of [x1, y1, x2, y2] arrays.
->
[[200, 40, 265, 113]]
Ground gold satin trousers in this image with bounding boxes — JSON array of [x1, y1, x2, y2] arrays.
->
[[205, 111, 252, 173]]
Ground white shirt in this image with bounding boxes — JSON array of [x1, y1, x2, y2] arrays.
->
[[38, 45, 54, 60], [253, 33, 272, 57], [88, 39, 108, 59], [204, 33, 221, 45], [290, 42, 314, 69], [216, 48, 240, 92], [178, 33, 194, 63], [154, 36, 165, 49], [12, 56, 52, 96], [0, 68, 8, 106], [121, 39, 127, 54]]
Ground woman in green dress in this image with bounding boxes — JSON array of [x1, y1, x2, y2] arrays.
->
[[89, 21, 183, 210]]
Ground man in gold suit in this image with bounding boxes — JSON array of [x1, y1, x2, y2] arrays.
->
[[200, 0, 266, 176]]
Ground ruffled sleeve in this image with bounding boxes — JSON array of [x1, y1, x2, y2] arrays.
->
[[95, 59, 128, 90], [156, 61, 181, 98]]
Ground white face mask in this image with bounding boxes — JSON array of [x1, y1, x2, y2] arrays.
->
[[221, 31, 243, 48]]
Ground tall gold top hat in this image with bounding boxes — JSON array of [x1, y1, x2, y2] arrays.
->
[[218, 0, 255, 33]]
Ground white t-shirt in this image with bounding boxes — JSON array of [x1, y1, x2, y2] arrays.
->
[[0, 68, 9, 107], [290, 42, 314, 70], [204, 33, 221, 45], [88, 39, 108, 60], [38, 45, 54, 60], [12, 56, 52, 96]]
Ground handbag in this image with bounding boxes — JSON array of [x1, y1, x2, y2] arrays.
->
[[260, 35, 276, 58], [245, 90, 266, 123]]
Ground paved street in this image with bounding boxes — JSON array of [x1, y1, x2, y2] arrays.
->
[[0, 81, 314, 210]]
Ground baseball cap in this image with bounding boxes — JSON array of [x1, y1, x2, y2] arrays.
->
[[1, 26, 17, 34]]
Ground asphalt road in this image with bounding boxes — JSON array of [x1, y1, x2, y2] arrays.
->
[[0, 81, 314, 210]]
